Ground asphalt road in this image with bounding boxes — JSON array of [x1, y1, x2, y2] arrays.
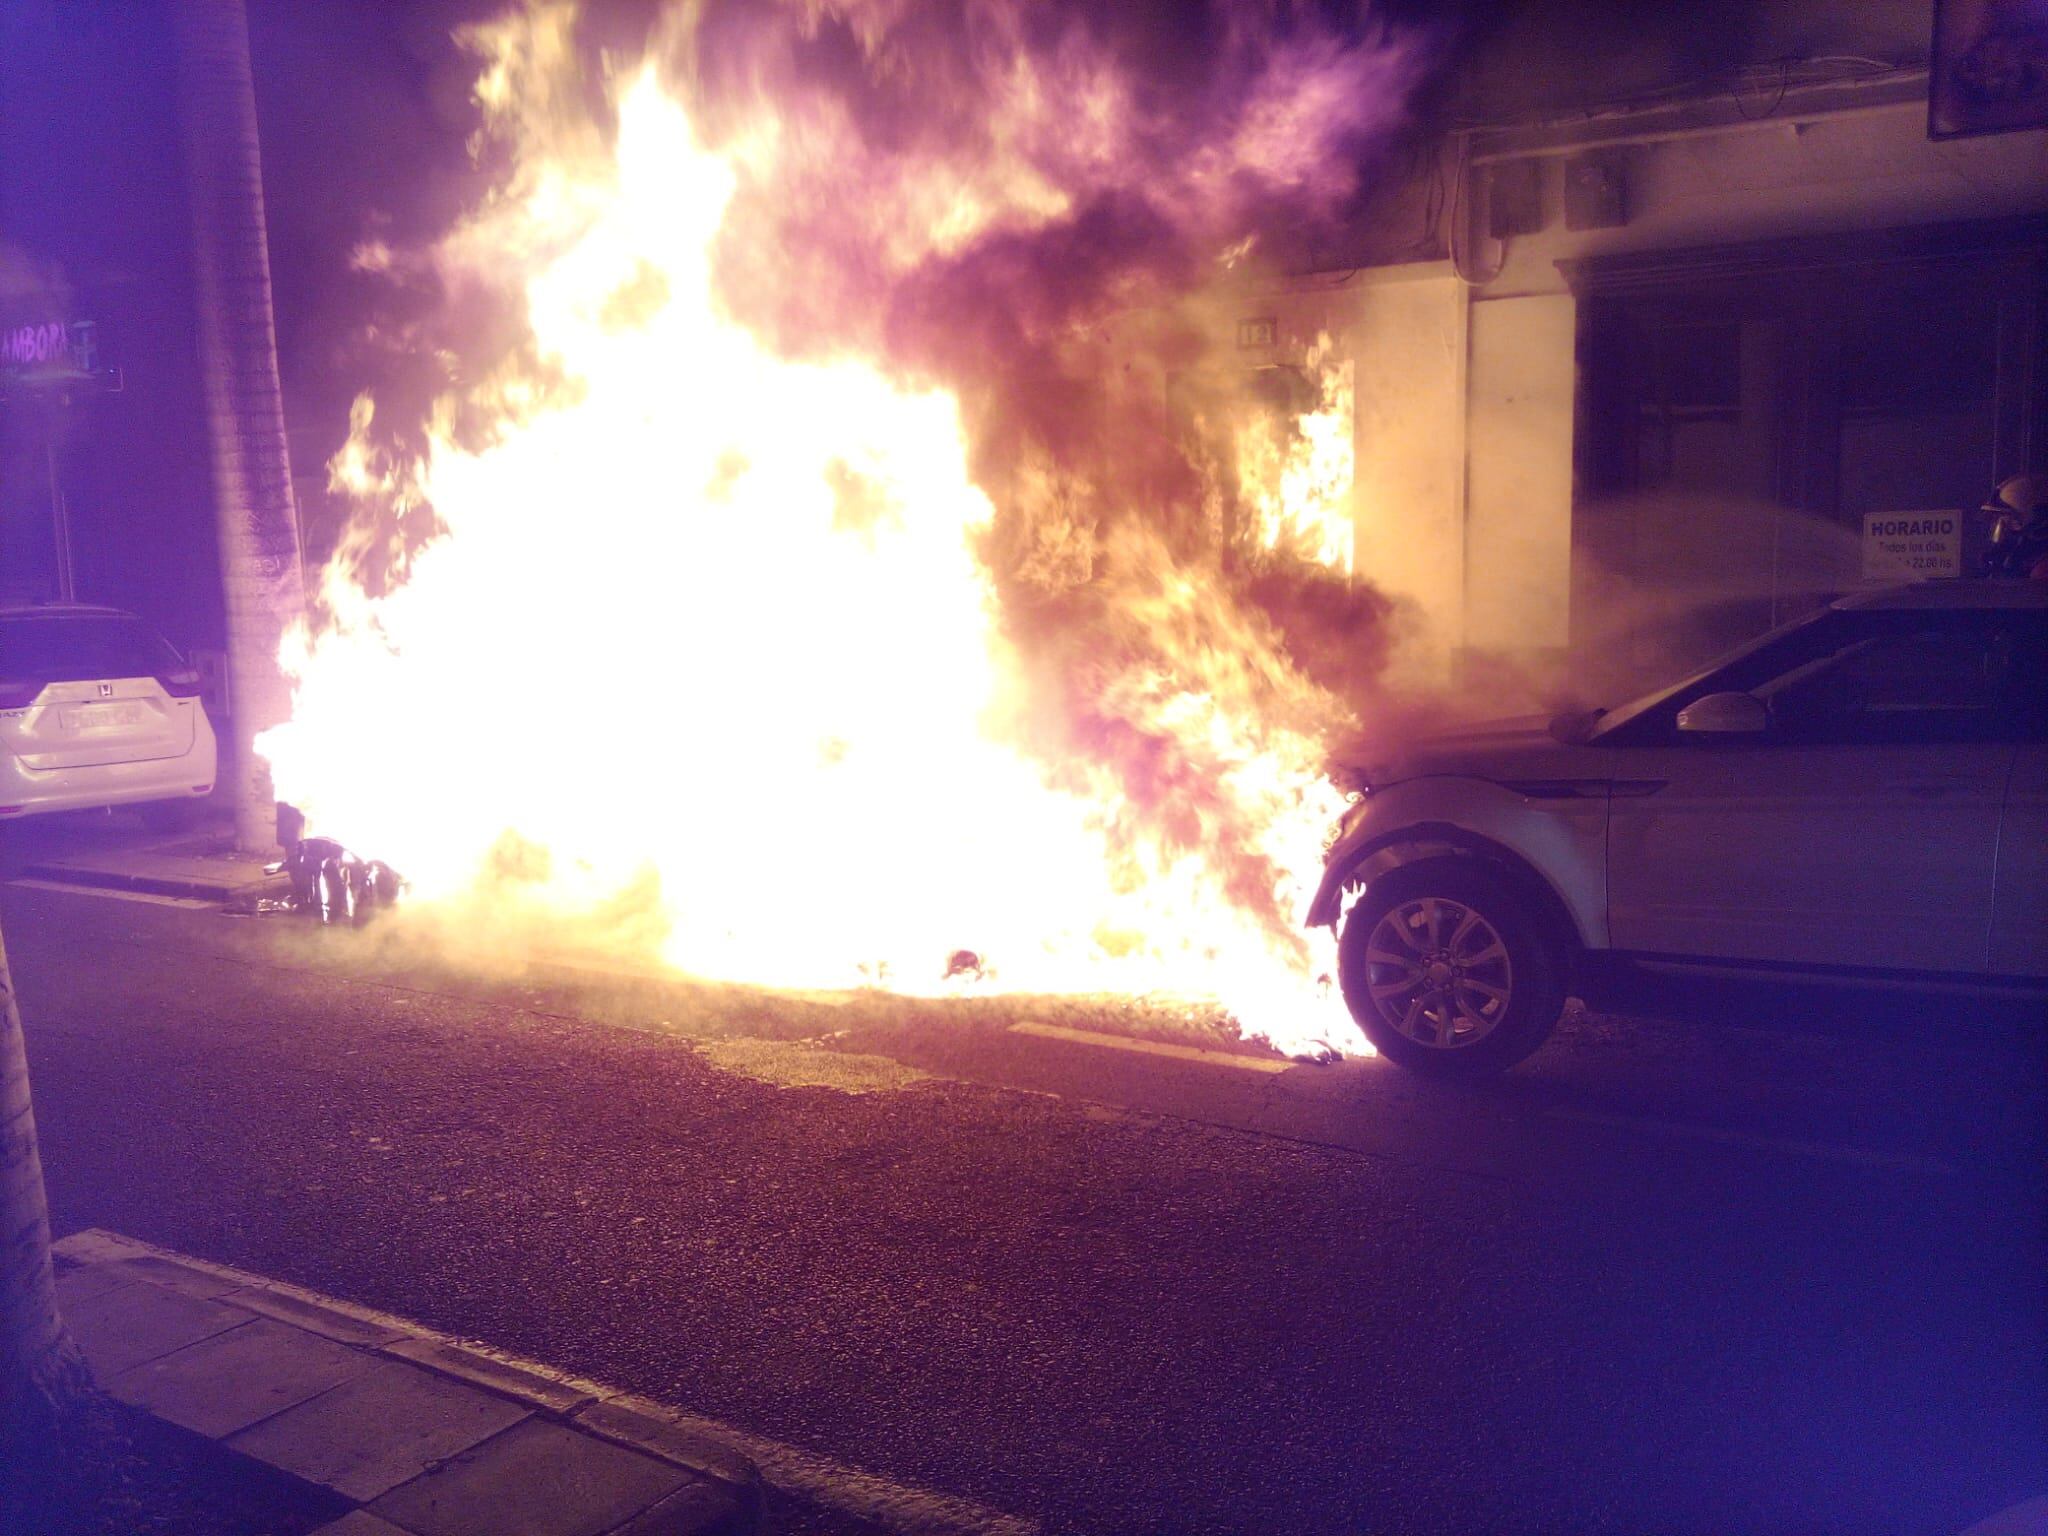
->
[[7, 880, 2045, 1535]]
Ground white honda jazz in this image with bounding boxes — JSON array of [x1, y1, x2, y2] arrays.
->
[[0, 604, 218, 824]]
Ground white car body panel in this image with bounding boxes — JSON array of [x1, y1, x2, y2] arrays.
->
[[1326, 772, 1611, 948], [1992, 744, 2048, 977], [0, 607, 218, 819], [4, 677, 196, 770], [1604, 741, 2010, 971], [0, 690, 217, 817]]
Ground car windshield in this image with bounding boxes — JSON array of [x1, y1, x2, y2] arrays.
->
[[0, 614, 185, 683], [1582, 604, 1836, 742]]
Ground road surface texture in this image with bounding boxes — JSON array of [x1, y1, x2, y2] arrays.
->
[[8, 881, 2044, 1535]]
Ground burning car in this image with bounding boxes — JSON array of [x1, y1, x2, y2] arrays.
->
[[1311, 580, 2048, 1076]]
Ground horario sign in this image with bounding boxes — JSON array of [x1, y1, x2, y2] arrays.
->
[[1862, 511, 1962, 581]]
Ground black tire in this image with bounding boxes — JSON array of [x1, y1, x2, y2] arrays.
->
[[1337, 860, 1566, 1078]]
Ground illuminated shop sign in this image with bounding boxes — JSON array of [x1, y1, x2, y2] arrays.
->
[[1, 318, 97, 382]]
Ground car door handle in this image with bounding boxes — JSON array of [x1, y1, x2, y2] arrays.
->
[[1902, 783, 1957, 799]]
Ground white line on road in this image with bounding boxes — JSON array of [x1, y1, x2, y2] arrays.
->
[[1542, 1106, 1959, 1175], [1009, 1020, 1298, 1073], [5, 877, 216, 910]]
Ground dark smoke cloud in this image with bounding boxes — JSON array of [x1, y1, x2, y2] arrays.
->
[[681, 2, 1423, 667]]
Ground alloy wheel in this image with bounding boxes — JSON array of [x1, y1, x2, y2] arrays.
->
[[1363, 896, 1514, 1048]]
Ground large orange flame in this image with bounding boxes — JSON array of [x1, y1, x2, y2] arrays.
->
[[260, 2, 1419, 1055]]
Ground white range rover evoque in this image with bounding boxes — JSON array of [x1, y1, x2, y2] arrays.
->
[[1310, 580, 2048, 1076], [0, 604, 218, 825]]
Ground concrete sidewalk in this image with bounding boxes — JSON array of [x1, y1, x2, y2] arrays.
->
[[52, 1229, 759, 1536], [12, 821, 281, 902]]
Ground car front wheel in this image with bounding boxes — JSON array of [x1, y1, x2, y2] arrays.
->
[[1337, 862, 1566, 1077]]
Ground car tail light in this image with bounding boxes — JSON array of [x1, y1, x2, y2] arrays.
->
[[156, 669, 204, 698], [0, 679, 44, 709]]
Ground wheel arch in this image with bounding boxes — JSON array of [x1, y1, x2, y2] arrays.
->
[[1330, 824, 1589, 964]]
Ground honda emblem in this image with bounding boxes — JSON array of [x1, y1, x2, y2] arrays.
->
[[98, 683, 113, 698]]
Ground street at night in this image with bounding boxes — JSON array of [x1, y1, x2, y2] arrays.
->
[[6, 1, 2048, 1531], [8, 869, 2043, 1534]]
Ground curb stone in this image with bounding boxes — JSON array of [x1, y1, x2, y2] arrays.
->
[[51, 1229, 760, 1536], [52, 1228, 1038, 1536], [379, 1335, 603, 1416], [20, 855, 277, 903], [574, 1395, 766, 1492]]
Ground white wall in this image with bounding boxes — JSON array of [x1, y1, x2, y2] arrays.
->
[[1346, 269, 1468, 682], [1464, 294, 1575, 660]]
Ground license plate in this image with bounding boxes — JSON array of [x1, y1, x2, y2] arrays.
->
[[59, 703, 144, 731]]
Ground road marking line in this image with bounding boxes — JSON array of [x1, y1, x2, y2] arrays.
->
[[5, 877, 215, 909], [1009, 1020, 1296, 1073], [1542, 1107, 1957, 1174]]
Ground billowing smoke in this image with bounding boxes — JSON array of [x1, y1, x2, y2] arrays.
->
[[272, 0, 1444, 1045], [679, 3, 1419, 649]]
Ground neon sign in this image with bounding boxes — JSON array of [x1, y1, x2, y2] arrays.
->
[[0, 319, 97, 382]]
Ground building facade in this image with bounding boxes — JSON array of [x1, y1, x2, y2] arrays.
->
[[1249, 0, 2048, 698]]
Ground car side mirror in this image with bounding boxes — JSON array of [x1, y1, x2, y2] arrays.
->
[[1676, 691, 1768, 735]]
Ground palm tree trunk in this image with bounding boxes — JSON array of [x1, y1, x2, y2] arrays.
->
[[0, 916, 90, 1462], [174, 0, 308, 854]]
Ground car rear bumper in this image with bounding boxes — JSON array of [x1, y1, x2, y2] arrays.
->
[[0, 728, 217, 818]]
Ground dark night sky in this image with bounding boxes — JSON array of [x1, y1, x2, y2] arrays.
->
[[1, 0, 488, 638], [0, 1, 217, 636], [247, 0, 488, 526]]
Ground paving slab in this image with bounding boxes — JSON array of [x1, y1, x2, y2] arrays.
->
[[230, 1358, 533, 1502], [22, 846, 277, 900], [111, 1315, 375, 1438], [234, 1284, 413, 1346], [575, 1396, 761, 1490], [610, 1479, 755, 1536], [47, 1232, 767, 1535], [1961, 1497, 2048, 1536], [52, 1229, 157, 1266], [53, 1259, 145, 1308], [370, 1418, 690, 1536], [106, 1252, 253, 1301], [381, 1335, 599, 1414], [61, 1276, 249, 1378], [309, 1514, 417, 1536]]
